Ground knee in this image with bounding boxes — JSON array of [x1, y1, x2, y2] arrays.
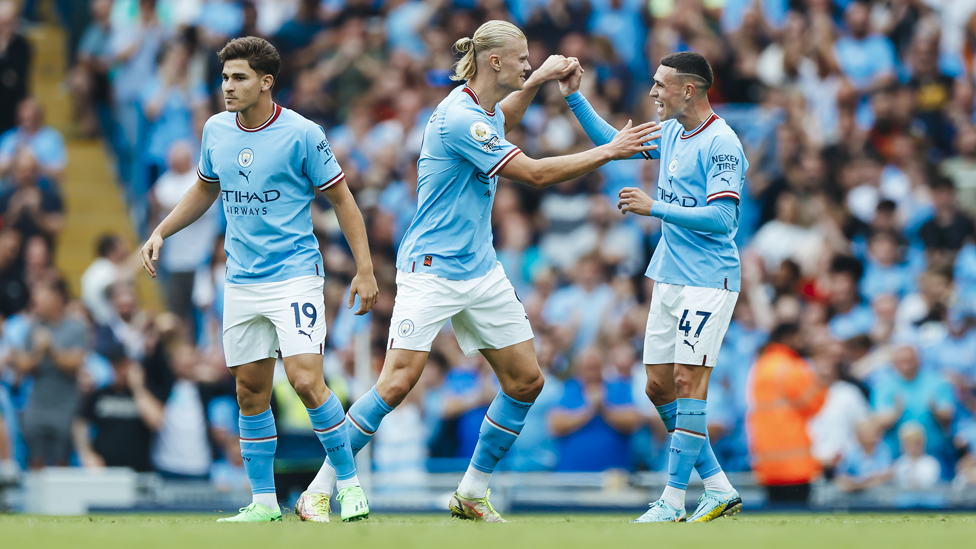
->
[[645, 378, 669, 403], [236, 379, 266, 410], [508, 371, 544, 403], [673, 374, 694, 399], [290, 373, 325, 403]]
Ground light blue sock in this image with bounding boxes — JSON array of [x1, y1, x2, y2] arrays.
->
[[239, 408, 277, 495], [471, 391, 533, 473], [308, 393, 357, 481], [657, 399, 721, 480], [667, 398, 708, 490], [322, 386, 395, 472]]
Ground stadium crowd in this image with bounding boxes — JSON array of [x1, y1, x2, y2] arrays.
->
[[3, 0, 976, 504]]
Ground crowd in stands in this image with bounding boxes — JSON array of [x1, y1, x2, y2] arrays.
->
[[3, 0, 976, 505]]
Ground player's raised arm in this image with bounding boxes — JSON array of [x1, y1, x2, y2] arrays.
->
[[498, 119, 658, 189], [559, 66, 661, 160], [499, 55, 579, 133], [140, 176, 220, 278]]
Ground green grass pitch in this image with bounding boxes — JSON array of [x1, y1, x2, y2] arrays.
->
[[2, 513, 975, 549]]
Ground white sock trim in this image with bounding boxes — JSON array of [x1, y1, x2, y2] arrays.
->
[[702, 471, 734, 494], [661, 486, 686, 510], [457, 464, 492, 499], [307, 459, 337, 497], [336, 475, 361, 490], [252, 492, 279, 510]]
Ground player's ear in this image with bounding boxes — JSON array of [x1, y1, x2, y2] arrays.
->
[[262, 73, 274, 92], [489, 53, 501, 72]]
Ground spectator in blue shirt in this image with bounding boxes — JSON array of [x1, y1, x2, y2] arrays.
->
[[828, 255, 876, 340], [139, 43, 206, 187], [548, 347, 642, 472], [835, 421, 894, 492], [871, 343, 956, 478], [0, 98, 66, 184], [586, 0, 647, 84], [833, 0, 897, 94], [542, 254, 615, 353], [861, 231, 916, 302]]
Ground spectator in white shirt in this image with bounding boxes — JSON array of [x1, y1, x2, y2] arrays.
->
[[893, 421, 942, 490]]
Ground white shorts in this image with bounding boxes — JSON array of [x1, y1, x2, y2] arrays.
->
[[223, 275, 326, 367], [388, 262, 534, 357], [643, 281, 738, 367]]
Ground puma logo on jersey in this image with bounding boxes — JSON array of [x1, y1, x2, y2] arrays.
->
[[683, 340, 698, 352], [239, 170, 251, 184], [720, 176, 731, 186], [298, 329, 313, 342]]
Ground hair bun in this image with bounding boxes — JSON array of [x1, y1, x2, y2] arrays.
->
[[454, 36, 474, 53]]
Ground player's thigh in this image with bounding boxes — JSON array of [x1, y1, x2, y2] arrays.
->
[[261, 276, 328, 359], [669, 285, 739, 368], [223, 284, 279, 367], [452, 263, 533, 358], [480, 339, 544, 403], [387, 270, 462, 353], [643, 281, 682, 365]]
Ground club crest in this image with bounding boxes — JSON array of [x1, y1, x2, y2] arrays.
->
[[238, 148, 254, 168], [668, 156, 678, 173]]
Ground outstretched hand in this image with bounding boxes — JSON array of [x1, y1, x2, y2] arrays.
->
[[607, 120, 661, 160], [349, 271, 378, 315]]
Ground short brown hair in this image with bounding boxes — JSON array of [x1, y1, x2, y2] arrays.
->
[[218, 36, 281, 82]]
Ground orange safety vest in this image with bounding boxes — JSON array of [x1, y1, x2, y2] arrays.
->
[[746, 343, 827, 486]]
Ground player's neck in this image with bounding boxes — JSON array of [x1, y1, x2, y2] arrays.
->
[[237, 95, 276, 129], [466, 78, 504, 114], [676, 100, 714, 133]]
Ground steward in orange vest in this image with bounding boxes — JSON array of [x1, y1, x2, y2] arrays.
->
[[747, 323, 827, 502]]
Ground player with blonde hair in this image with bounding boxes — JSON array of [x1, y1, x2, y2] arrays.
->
[[304, 20, 659, 522]]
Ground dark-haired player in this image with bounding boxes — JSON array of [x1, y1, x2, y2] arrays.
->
[[560, 52, 747, 523], [140, 37, 377, 523]]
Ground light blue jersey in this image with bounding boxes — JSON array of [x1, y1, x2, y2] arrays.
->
[[197, 104, 345, 284], [397, 85, 522, 280], [646, 114, 746, 291], [565, 93, 746, 292]]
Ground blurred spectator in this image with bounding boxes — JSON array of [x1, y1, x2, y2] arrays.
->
[[69, 0, 114, 138], [102, 283, 147, 361], [893, 421, 942, 489], [549, 347, 641, 472], [151, 341, 219, 479], [809, 342, 871, 470], [860, 232, 915, 302], [108, 0, 169, 186], [140, 43, 206, 186], [871, 343, 955, 476], [80, 234, 133, 326], [834, 0, 896, 94], [920, 178, 976, 264], [542, 254, 614, 353], [151, 141, 219, 325], [0, 1, 30, 135], [834, 421, 894, 493], [0, 151, 64, 243], [828, 255, 875, 340], [0, 98, 67, 183], [0, 229, 27, 317], [748, 323, 827, 505], [72, 339, 163, 471], [942, 124, 976, 219], [12, 279, 87, 469]]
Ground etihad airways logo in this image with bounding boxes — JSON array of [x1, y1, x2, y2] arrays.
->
[[222, 189, 281, 216]]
